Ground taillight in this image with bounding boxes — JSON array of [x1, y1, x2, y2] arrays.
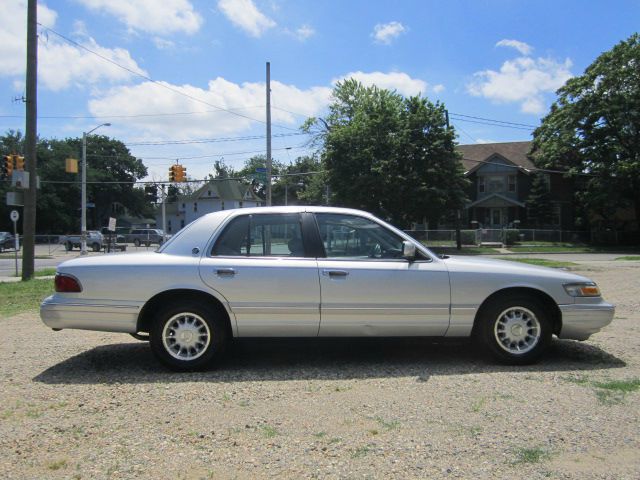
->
[[55, 273, 82, 292]]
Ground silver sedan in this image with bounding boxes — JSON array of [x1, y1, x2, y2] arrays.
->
[[40, 206, 614, 370]]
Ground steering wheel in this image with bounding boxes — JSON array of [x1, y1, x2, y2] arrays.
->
[[369, 243, 383, 258]]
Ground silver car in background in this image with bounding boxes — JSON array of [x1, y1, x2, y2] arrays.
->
[[40, 206, 614, 371]]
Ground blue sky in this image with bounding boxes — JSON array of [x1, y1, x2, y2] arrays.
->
[[1, 0, 638, 181]]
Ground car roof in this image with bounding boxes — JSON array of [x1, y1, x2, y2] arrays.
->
[[201, 205, 377, 221]]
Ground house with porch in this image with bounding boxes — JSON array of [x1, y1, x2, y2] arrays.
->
[[458, 141, 575, 229], [157, 178, 263, 234]]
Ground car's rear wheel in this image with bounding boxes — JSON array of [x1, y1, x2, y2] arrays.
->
[[477, 296, 552, 365], [65, 241, 73, 251], [134, 239, 141, 247], [92, 242, 100, 252], [149, 301, 227, 371]]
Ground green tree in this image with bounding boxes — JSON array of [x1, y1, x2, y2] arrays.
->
[[0, 132, 148, 233], [526, 173, 553, 227], [531, 34, 640, 229], [304, 79, 468, 227]]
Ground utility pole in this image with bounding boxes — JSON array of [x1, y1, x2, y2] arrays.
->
[[445, 109, 462, 251], [266, 61, 272, 206], [161, 184, 167, 243], [22, 0, 38, 280]]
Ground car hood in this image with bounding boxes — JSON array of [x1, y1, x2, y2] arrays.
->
[[442, 255, 592, 283]]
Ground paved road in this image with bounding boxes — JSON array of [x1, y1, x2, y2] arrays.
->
[[0, 243, 158, 279]]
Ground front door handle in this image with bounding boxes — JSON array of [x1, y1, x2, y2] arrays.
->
[[216, 268, 236, 276], [322, 269, 349, 277]]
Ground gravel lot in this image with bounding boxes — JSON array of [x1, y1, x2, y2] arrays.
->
[[1, 258, 639, 479]]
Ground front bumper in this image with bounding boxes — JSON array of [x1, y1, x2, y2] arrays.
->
[[558, 301, 615, 340], [40, 295, 140, 333]]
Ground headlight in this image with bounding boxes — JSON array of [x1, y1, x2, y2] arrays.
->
[[563, 282, 601, 297]]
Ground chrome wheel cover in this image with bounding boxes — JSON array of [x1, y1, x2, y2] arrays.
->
[[162, 313, 211, 361], [494, 306, 541, 355]]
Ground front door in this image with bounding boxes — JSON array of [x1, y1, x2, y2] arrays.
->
[[490, 208, 503, 227], [199, 213, 320, 337], [314, 213, 450, 336]]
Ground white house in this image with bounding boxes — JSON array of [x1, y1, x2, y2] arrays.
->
[[157, 179, 263, 234]]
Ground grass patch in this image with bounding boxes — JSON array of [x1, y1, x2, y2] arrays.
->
[[351, 444, 373, 459], [471, 397, 487, 413], [375, 416, 400, 431], [615, 256, 640, 261], [429, 246, 501, 255], [513, 447, 550, 464], [47, 459, 68, 471], [508, 245, 593, 253], [500, 258, 578, 268], [593, 379, 640, 393], [35, 267, 57, 277], [0, 278, 54, 317], [259, 424, 279, 438], [0, 254, 54, 260]]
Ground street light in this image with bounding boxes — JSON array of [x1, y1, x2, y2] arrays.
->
[[81, 123, 110, 255]]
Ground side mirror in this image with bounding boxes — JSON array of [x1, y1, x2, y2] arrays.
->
[[402, 240, 416, 261]]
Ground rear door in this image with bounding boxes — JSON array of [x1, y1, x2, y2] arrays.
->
[[199, 212, 320, 337]]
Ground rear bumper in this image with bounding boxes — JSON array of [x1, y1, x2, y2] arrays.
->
[[40, 295, 139, 333], [558, 302, 615, 340]]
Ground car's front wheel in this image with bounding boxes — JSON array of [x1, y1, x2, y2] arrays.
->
[[149, 301, 228, 371], [477, 296, 552, 365], [133, 239, 141, 247]]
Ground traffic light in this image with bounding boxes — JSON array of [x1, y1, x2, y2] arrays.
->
[[2, 154, 14, 179], [169, 165, 176, 182], [175, 164, 186, 182], [14, 155, 25, 171], [144, 185, 158, 203]]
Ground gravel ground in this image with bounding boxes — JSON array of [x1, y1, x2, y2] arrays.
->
[[1, 259, 639, 479]]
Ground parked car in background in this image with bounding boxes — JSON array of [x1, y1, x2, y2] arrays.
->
[[0, 231, 18, 252], [41, 206, 615, 371], [126, 228, 167, 247], [59, 231, 104, 252]]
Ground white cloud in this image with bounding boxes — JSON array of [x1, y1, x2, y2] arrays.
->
[[495, 39, 533, 56], [76, 0, 202, 35], [335, 71, 427, 97], [88, 78, 331, 139], [475, 138, 498, 144], [293, 25, 315, 41], [467, 56, 573, 114], [371, 21, 406, 45], [0, 1, 56, 76], [432, 84, 445, 94], [0, 1, 146, 91], [152, 37, 176, 50], [87, 71, 429, 140], [218, 0, 276, 37]]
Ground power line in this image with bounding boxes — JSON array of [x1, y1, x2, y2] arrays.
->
[[449, 112, 537, 129], [36, 23, 300, 132], [0, 106, 265, 120], [125, 131, 309, 146]]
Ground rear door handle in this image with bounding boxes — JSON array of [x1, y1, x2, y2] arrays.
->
[[322, 269, 349, 277], [216, 268, 236, 276]]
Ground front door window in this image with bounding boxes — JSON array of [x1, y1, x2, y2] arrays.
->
[[491, 208, 502, 226]]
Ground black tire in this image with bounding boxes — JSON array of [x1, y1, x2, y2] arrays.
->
[[134, 238, 141, 247], [65, 241, 73, 251], [92, 242, 100, 252], [149, 301, 228, 371], [145, 241, 151, 247], [476, 295, 552, 365]]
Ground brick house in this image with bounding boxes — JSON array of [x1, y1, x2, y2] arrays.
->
[[458, 141, 575, 229]]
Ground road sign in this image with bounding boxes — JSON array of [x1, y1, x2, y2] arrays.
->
[[108, 217, 116, 232], [10, 210, 19, 276]]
